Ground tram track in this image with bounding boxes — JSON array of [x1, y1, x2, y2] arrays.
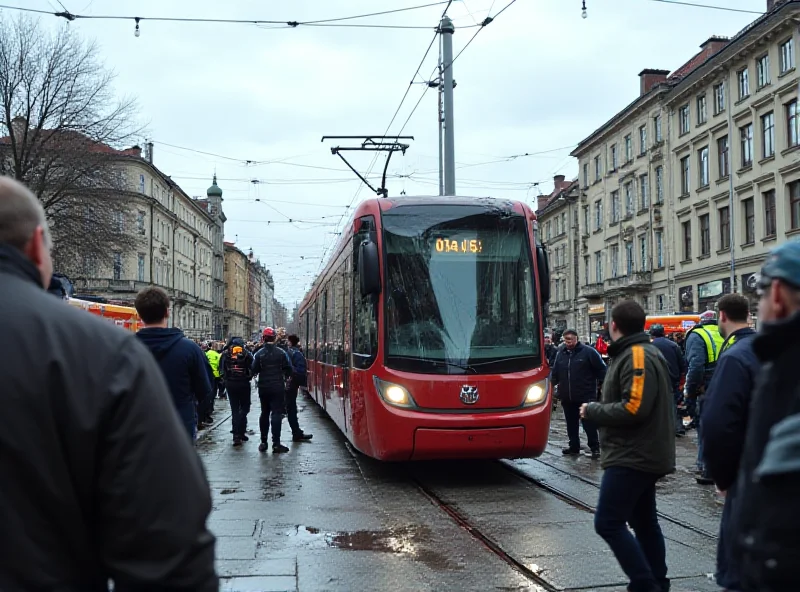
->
[[505, 456, 718, 541]]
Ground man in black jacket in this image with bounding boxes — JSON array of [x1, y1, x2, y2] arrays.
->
[[0, 177, 217, 591], [135, 287, 213, 442], [252, 327, 293, 453], [700, 293, 758, 589], [221, 337, 255, 446], [649, 324, 687, 437], [730, 240, 800, 591], [551, 328, 608, 459]]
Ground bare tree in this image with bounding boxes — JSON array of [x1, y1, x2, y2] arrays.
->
[[0, 13, 145, 275]]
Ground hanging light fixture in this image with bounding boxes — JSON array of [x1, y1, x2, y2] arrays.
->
[[581, 0, 588, 19], [134, 17, 141, 37]]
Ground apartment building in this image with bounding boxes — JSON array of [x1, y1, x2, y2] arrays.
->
[[72, 144, 220, 339], [537, 176, 581, 333], [566, 0, 799, 336], [665, 0, 800, 315], [223, 242, 251, 338]]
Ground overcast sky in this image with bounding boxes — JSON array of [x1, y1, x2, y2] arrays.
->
[[11, 0, 763, 305]]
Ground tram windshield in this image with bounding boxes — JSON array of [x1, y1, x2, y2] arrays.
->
[[382, 204, 540, 375]]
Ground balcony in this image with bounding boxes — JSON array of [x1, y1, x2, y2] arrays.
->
[[580, 283, 605, 299], [549, 300, 571, 313], [73, 278, 150, 293], [604, 271, 652, 292]]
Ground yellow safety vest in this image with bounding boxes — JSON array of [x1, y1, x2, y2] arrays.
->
[[694, 324, 725, 364]]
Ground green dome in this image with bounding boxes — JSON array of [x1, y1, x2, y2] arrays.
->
[[207, 174, 223, 198]]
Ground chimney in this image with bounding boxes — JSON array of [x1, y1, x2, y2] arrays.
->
[[10, 115, 27, 140], [699, 36, 729, 59], [553, 174, 566, 189], [536, 194, 549, 213], [145, 141, 154, 163], [638, 69, 670, 96], [129, 145, 142, 158]]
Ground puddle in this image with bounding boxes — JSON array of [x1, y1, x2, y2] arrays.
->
[[288, 525, 458, 570]]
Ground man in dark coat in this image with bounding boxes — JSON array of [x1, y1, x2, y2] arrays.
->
[[0, 177, 217, 591], [251, 327, 293, 453], [649, 324, 687, 437], [221, 337, 255, 446], [730, 240, 800, 591], [700, 293, 758, 589], [135, 287, 213, 442], [551, 328, 607, 458], [582, 300, 675, 592]]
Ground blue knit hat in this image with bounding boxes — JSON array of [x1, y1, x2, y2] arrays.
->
[[759, 240, 800, 289]]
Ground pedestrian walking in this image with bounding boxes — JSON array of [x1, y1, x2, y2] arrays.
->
[[0, 177, 217, 590], [648, 324, 687, 437], [286, 334, 313, 442], [699, 293, 758, 590], [544, 335, 558, 368], [550, 328, 607, 459], [221, 338, 255, 446], [252, 327, 293, 453], [198, 341, 216, 426], [135, 287, 214, 442], [730, 240, 800, 591], [683, 310, 724, 482], [582, 299, 675, 592]]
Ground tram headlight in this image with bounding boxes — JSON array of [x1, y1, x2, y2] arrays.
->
[[374, 377, 417, 409], [523, 379, 549, 407]]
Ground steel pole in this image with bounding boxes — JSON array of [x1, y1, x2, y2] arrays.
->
[[441, 16, 456, 196], [438, 38, 445, 196]]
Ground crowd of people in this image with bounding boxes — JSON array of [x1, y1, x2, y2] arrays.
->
[[545, 240, 800, 592]]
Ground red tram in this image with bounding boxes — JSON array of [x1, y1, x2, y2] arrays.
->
[[297, 195, 553, 461]]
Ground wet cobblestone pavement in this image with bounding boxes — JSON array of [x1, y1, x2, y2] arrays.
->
[[197, 391, 722, 591]]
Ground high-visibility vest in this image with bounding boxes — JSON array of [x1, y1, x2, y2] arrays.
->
[[694, 324, 725, 365]]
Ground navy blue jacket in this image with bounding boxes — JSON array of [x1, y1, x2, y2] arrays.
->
[[251, 343, 293, 389], [287, 346, 307, 379], [136, 328, 213, 434], [550, 342, 607, 403], [700, 327, 758, 591], [650, 337, 686, 390]]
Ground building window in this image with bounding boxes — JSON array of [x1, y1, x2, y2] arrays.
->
[[654, 114, 663, 142], [137, 253, 145, 282], [743, 198, 755, 244], [642, 296, 649, 312], [699, 146, 709, 187], [714, 82, 726, 114], [682, 220, 692, 261], [655, 230, 664, 268], [790, 180, 800, 230], [719, 206, 730, 251], [756, 54, 770, 89], [113, 211, 124, 232], [625, 134, 632, 162], [584, 256, 590, 286], [655, 166, 664, 204], [658, 294, 665, 311], [113, 252, 122, 280], [697, 94, 707, 125], [624, 183, 634, 217], [611, 190, 620, 223], [561, 212, 567, 234], [699, 214, 710, 256], [625, 241, 634, 275], [639, 125, 647, 155], [679, 104, 690, 135], [138, 174, 145, 194], [610, 244, 619, 277], [680, 155, 690, 195], [583, 206, 589, 234], [718, 135, 729, 178], [545, 221, 551, 241], [780, 37, 795, 74], [594, 155, 602, 181], [738, 67, 750, 100], [762, 112, 775, 158], [583, 163, 589, 188], [137, 211, 146, 235], [639, 235, 648, 271], [764, 189, 777, 237], [787, 100, 799, 147], [740, 123, 753, 167], [594, 200, 603, 230], [610, 144, 618, 170], [639, 174, 649, 210], [592, 253, 604, 286]]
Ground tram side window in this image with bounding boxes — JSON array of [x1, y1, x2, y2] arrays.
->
[[343, 257, 351, 363], [352, 215, 378, 369], [303, 310, 309, 355], [320, 289, 328, 364], [327, 279, 337, 365], [311, 299, 318, 361]]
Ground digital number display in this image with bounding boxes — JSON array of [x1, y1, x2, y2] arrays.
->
[[435, 238, 483, 254]]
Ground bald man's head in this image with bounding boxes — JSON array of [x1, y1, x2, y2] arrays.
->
[[0, 177, 53, 288]]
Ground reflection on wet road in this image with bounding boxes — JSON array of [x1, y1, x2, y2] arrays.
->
[[200, 389, 721, 591]]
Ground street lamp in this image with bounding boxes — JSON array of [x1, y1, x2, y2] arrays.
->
[[581, 0, 588, 19]]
